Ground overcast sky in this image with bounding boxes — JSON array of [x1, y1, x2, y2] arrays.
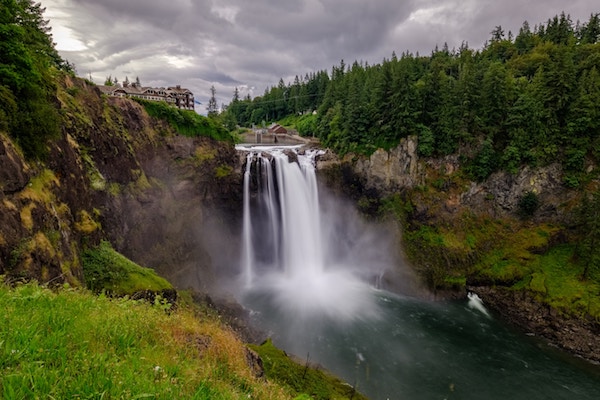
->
[[43, 0, 598, 113]]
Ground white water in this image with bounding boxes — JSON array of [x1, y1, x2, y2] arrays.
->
[[241, 152, 254, 287], [467, 291, 490, 318], [238, 145, 378, 321]]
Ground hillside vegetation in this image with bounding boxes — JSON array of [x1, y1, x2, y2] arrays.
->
[[136, 99, 238, 143]]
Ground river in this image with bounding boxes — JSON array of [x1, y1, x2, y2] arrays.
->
[[243, 288, 600, 399]]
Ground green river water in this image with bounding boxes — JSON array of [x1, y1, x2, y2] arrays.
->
[[244, 290, 600, 400]]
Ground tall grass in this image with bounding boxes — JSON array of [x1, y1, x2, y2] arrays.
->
[[0, 282, 290, 399]]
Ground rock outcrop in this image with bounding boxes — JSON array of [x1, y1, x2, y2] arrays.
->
[[0, 135, 30, 193], [346, 136, 422, 192], [318, 135, 574, 221]]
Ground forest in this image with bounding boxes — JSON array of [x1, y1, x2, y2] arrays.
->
[[226, 12, 600, 185], [0, 0, 74, 158]]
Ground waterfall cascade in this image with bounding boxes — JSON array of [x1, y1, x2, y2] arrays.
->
[[238, 145, 378, 320]]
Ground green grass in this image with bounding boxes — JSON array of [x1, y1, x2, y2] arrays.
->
[[249, 339, 368, 400], [0, 282, 290, 399], [524, 245, 600, 319], [82, 241, 173, 295], [472, 224, 560, 284]]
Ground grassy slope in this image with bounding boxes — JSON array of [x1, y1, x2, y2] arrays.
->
[[0, 282, 290, 399], [0, 280, 366, 400], [81, 240, 173, 296]]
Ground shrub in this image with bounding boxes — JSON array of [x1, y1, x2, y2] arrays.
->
[[517, 191, 540, 218], [468, 138, 498, 181], [416, 124, 434, 157]]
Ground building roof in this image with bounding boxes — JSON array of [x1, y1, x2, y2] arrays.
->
[[268, 124, 287, 133]]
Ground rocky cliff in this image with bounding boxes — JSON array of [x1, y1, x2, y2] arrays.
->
[[0, 76, 242, 292], [321, 136, 576, 221]]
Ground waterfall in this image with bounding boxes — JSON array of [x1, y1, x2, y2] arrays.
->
[[241, 152, 254, 287], [238, 145, 378, 321], [240, 146, 323, 282]]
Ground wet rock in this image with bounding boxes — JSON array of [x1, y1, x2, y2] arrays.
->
[[283, 149, 298, 163], [352, 136, 421, 193]]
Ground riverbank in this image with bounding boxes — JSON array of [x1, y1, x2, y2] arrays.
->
[[472, 286, 600, 364]]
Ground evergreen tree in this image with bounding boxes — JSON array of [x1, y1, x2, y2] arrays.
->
[[0, 0, 65, 158], [390, 55, 420, 143], [578, 13, 600, 44], [575, 191, 600, 279], [480, 61, 514, 142], [544, 12, 574, 45], [207, 85, 218, 117], [504, 80, 546, 169], [455, 47, 481, 141], [515, 21, 535, 54]]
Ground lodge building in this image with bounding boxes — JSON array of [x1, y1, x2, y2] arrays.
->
[[98, 78, 195, 111]]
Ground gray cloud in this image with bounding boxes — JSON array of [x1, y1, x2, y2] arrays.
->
[[44, 0, 598, 112]]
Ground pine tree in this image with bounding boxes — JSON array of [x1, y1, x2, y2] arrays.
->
[[0, 0, 63, 158], [207, 85, 219, 117], [578, 13, 600, 44]]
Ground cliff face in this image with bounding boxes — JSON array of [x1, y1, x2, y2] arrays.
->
[[0, 76, 242, 291], [322, 136, 575, 222]]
